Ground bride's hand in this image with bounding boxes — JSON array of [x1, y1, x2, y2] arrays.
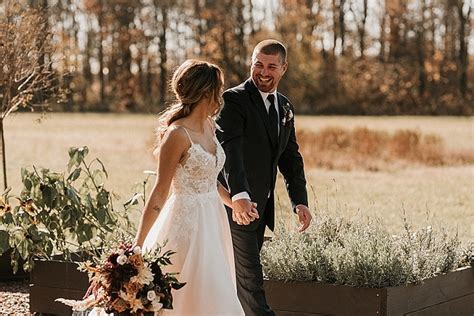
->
[[231, 200, 259, 225], [249, 202, 259, 220]]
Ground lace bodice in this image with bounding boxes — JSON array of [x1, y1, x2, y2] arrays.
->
[[172, 134, 225, 195]]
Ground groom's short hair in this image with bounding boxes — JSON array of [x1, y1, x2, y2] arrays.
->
[[252, 39, 287, 64]]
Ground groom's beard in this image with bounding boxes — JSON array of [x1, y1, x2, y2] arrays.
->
[[254, 76, 276, 93]]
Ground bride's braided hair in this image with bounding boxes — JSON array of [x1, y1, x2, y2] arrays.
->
[[156, 59, 224, 139]]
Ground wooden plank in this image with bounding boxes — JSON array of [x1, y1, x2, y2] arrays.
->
[[274, 311, 331, 316], [264, 280, 386, 316], [405, 294, 474, 316], [31, 259, 89, 290], [29, 285, 85, 315], [386, 267, 474, 315]]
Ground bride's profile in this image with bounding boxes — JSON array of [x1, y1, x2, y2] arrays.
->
[[133, 59, 255, 315]]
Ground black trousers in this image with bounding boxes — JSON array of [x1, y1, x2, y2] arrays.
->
[[230, 214, 275, 316]]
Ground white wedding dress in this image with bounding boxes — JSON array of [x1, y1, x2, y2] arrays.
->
[[142, 127, 244, 316]]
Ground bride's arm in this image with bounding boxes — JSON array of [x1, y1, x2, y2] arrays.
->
[[218, 182, 259, 219], [134, 127, 189, 248], [217, 182, 232, 208]]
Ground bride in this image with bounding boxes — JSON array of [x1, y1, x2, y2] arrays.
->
[[133, 59, 257, 315]]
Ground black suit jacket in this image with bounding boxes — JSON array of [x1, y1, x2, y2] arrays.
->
[[217, 79, 308, 231]]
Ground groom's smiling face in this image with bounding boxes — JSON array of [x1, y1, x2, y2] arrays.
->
[[251, 52, 287, 93]]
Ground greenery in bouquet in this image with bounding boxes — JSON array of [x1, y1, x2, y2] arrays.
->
[[0, 146, 134, 272], [56, 237, 186, 313]]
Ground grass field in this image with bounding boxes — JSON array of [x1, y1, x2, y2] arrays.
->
[[5, 113, 474, 243]]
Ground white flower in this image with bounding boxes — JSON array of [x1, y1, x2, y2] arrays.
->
[[151, 297, 163, 311], [147, 290, 156, 301], [281, 102, 294, 125], [288, 109, 294, 120], [117, 254, 127, 265], [133, 246, 141, 254]]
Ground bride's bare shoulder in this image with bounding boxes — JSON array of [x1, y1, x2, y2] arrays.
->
[[163, 125, 189, 144]]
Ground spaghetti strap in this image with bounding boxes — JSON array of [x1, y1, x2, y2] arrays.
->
[[207, 117, 216, 133], [177, 125, 193, 144]]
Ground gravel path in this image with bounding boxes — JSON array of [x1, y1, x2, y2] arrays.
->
[[0, 281, 31, 315]]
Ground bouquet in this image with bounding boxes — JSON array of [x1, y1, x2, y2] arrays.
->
[[56, 241, 185, 314]]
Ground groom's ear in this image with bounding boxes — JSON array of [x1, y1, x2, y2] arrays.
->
[[281, 62, 288, 75]]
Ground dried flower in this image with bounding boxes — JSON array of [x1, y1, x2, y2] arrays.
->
[[130, 263, 154, 285], [0, 197, 11, 216], [128, 253, 144, 268], [56, 241, 185, 313]]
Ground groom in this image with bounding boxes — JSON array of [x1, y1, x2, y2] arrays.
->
[[217, 39, 312, 315]]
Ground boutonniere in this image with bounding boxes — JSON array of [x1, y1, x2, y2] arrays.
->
[[281, 102, 294, 126]]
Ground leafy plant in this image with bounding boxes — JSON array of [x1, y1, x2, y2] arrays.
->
[[0, 146, 133, 272]]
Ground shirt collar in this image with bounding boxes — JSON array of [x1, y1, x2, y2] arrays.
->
[[258, 90, 278, 104]]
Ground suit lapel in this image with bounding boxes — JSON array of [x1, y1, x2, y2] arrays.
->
[[245, 80, 278, 149], [277, 93, 285, 147]]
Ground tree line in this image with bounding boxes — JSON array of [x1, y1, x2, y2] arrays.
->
[[5, 0, 474, 115]]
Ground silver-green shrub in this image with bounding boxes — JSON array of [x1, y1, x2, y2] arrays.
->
[[261, 213, 472, 287]]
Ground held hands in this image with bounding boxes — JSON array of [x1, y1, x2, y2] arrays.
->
[[295, 205, 312, 232], [231, 199, 259, 225]]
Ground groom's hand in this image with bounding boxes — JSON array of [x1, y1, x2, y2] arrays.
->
[[232, 199, 257, 225], [296, 205, 312, 232]]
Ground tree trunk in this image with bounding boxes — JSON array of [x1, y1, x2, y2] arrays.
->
[[98, 0, 106, 108], [388, 0, 404, 61], [357, 0, 368, 59], [429, 2, 436, 57], [193, 0, 204, 55], [458, 1, 471, 97], [0, 118, 7, 190], [332, 0, 338, 56], [417, 31, 426, 97], [339, 0, 346, 56], [158, 6, 168, 107], [379, 7, 386, 62], [82, 30, 93, 109], [417, 0, 427, 97]]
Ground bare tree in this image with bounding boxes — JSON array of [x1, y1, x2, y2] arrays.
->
[[378, 0, 387, 61], [387, 0, 408, 61], [350, 0, 368, 59], [456, 0, 472, 97], [0, 2, 63, 189], [154, 0, 170, 107]]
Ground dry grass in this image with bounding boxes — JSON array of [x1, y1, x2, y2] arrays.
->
[[297, 127, 474, 171], [274, 166, 474, 243], [4, 113, 473, 243], [296, 116, 474, 151]]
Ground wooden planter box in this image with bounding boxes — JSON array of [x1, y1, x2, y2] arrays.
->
[[30, 258, 473, 316], [0, 249, 29, 281], [264, 266, 474, 316], [30, 257, 89, 315]]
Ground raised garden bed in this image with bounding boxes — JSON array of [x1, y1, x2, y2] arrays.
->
[[30, 256, 473, 316], [264, 266, 474, 316], [30, 257, 89, 315], [0, 249, 28, 281]]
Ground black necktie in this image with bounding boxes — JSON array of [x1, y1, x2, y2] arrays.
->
[[267, 94, 278, 147]]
